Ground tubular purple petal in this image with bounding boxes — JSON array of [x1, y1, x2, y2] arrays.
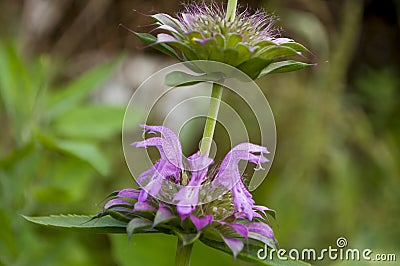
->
[[174, 152, 213, 217], [117, 189, 140, 199], [214, 143, 269, 220], [104, 199, 134, 210], [134, 201, 156, 212], [246, 222, 275, 240], [222, 236, 244, 259]]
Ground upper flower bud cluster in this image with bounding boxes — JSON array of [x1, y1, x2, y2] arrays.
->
[[134, 2, 312, 79]]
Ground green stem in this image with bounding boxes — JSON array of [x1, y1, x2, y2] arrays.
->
[[175, 239, 193, 266], [225, 0, 238, 22], [199, 83, 223, 156]]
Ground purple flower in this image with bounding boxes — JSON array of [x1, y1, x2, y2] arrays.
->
[[133, 2, 311, 79], [131, 125, 183, 202], [99, 125, 278, 258]]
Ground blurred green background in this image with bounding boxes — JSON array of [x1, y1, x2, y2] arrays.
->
[[0, 0, 399, 265]]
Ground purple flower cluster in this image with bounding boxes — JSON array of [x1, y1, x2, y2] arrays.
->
[[178, 2, 279, 46], [133, 2, 311, 79], [102, 125, 277, 257]]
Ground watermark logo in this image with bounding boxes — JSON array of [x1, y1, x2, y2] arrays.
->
[[257, 237, 397, 262]]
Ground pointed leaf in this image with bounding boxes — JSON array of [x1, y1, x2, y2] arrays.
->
[[226, 34, 242, 48], [151, 13, 184, 33], [258, 46, 299, 60], [280, 42, 309, 53], [174, 231, 201, 246], [127, 218, 153, 238], [237, 58, 273, 80], [222, 237, 244, 259], [165, 71, 224, 87], [153, 206, 176, 227], [134, 32, 181, 60], [23, 215, 127, 233], [248, 232, 278, 250], [259, 60, 313, 77], [156, 33, 197, 60]]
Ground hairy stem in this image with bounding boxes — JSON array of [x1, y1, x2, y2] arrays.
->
[[175, 239, 193, 266], [199, 83, 223, 156], [225, 0, 238, 22]]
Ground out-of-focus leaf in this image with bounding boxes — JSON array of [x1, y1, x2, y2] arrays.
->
[[36, 133, 109, 175], [0, 42, 30, 120], [0, 42, 42, 142], [55, 140, 110, 176], [45, 60, 118, 120], [110, 234, 176, 266], [23, 215, 127, 233], [52, 105, 125, 140], [259, 60, 312, 77], [32, 158, 93, 203]]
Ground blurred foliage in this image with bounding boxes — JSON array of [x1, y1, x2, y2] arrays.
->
[[0, 42, 126, 265], [0, 0, 399, 265]]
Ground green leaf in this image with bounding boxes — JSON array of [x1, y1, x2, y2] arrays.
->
[[153, 206, 176, 227], [223, 48, 239, 66], [32, 157, 93, 203], [56, 140, 110, 176], [127, 218, 153, 238], [155, 33, 197, 60], [36, 133, 110, 175], [259, 60, 313, 77], [45, 60, 118, 120], [165, 71, 224, 87], [174, 231, 201, 246], [237, 58, 273, 80], [215, 34, 226, 49], [226, 34, 242, 48], [23, 215, 127, 234], [280, 41, 309, 53], [0, 42, 27, 120], [134, 32, 181, 60], [52, 105, 125, 140], [258, 46, 299, 60], [235, 43, 253, 65], [0, 41, 43, 139], [255, 40, 277, 49]]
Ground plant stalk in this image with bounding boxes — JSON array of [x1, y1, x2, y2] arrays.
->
[[175, 239, 193, 266], [225, 0, 238, 22], [199, 83, 223, 156]]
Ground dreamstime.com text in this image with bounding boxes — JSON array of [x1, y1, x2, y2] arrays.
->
[[257, 237, 397, 262]]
